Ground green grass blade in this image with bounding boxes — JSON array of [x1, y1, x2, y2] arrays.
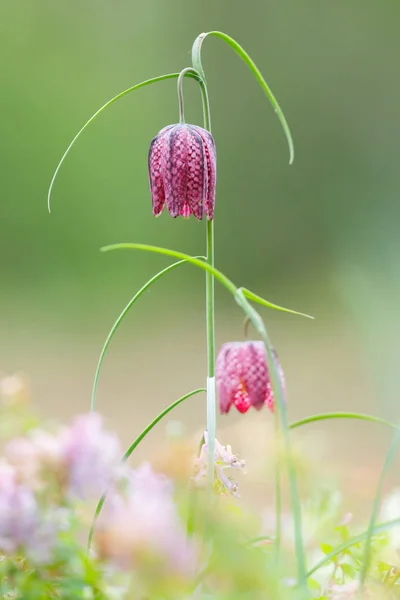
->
[[307, 518, 400, 578], [47, 72, 197, 212], [192, 31, 294, 165], [359, 427, 400, 588], [289, 411, 400, 585], [87, 387, 205, 551], [290, 412, 400, 432], [91, 258, 204, 411], [241, 287, 314, 320]]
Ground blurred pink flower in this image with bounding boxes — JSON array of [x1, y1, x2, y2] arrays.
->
[[5, 430, 63, 489], [61, 413, 121, 500], [0, 461, 62, 563], [148, 123, 216, 219], [216, 341, 284, 414], [98, 463, 197, 577]]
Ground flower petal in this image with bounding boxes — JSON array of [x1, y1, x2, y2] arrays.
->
[[191, 126, 216, 220], [186, 127, 207, 220], [162, 125, 188, 218], [148, 128, 171, 216]]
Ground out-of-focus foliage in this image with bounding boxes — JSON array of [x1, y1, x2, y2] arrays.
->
[[1, 377, 400, 600]]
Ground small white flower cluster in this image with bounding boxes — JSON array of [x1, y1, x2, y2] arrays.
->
[[192, 432, 246, 497]]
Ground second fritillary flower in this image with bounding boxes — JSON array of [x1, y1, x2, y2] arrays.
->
[[216, 341, 285, 414], [148, 124, 216, 220]]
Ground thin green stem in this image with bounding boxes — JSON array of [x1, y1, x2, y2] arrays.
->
[[191, 55, 216, 488], [192, 31, 294, 164], [274, 407, 282, 564], [206, 218, 216, 486], [87, 387, 205, 551], [206, 221, 215, 376], [91, 258, 203, 411], [177, 67, 203, 124]]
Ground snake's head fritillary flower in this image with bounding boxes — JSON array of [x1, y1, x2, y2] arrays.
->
[[148, 124, 216, 220], [216, 341, 285, 414]]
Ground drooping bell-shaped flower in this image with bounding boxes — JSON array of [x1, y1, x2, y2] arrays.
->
[[148, 124, 216, 220], [216, 341, 285, 414]]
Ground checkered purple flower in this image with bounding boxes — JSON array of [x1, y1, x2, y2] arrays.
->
[[216, 341, 285, 414], [148, 124, 216, 220]]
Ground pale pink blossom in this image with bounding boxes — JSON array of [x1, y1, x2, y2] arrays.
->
[[98, 463, 197, 577], [61, 413, 121, 500]]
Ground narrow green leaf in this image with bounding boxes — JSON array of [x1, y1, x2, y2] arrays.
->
[[101, 243, 238, 295], [47, 72, 198, 212], [91, 257, 204, 411], [290, 412, 400, 432], [87, 387, 205, 551], [192, 31, 294, 164], [241, 287, 314, 319]]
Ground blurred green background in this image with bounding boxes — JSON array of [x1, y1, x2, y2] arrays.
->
[[1, 0, 399, 487]]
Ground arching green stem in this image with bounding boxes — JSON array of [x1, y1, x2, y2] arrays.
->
[[177, 67, 204, 124], [192, 31, 294, 164], [47, 71, 200, 212], [91, 257, 204, 411]]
